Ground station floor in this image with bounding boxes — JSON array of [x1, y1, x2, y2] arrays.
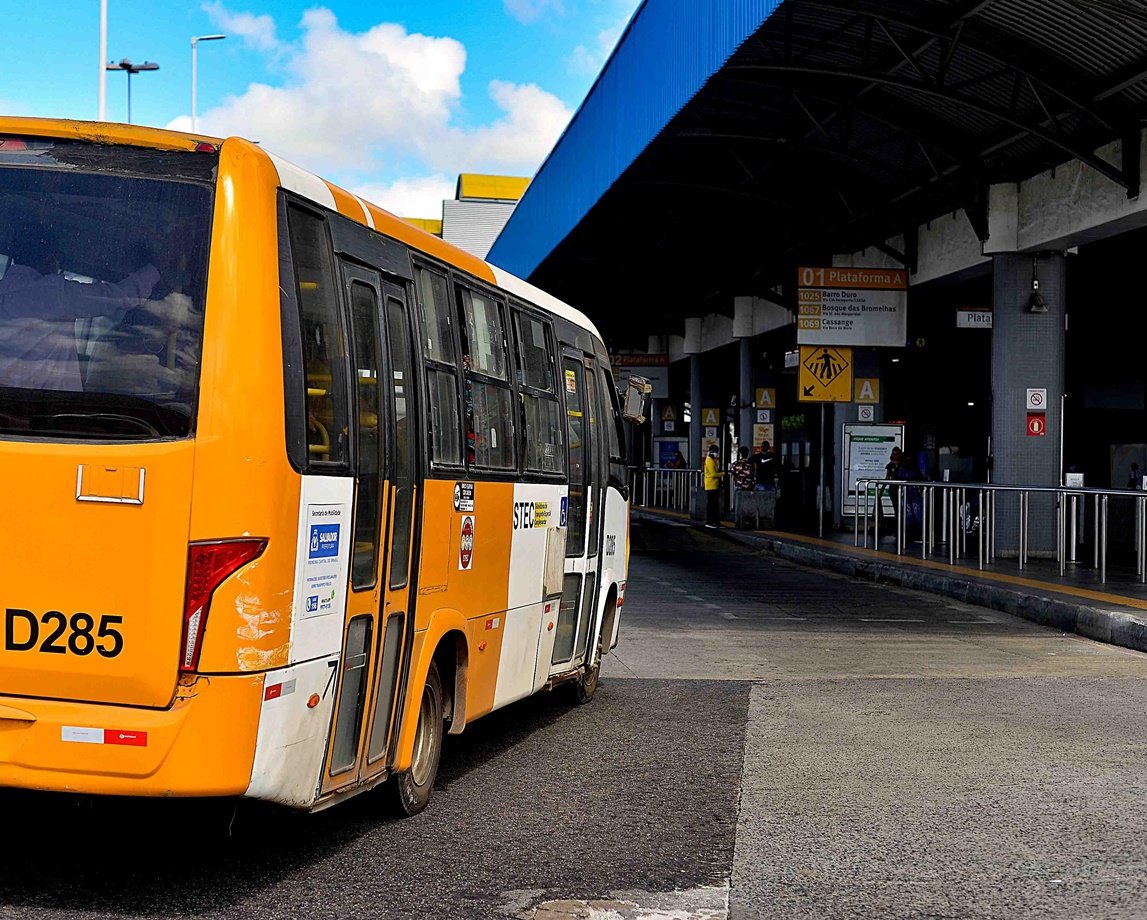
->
[[1, 516, 1145, 919], [641, 506, 1147, 617]]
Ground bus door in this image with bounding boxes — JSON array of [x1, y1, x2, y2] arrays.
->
[[551, 352, 601, 671], [322, 267, 418, 795]]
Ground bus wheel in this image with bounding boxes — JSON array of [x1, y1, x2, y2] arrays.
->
[[390, 661, 444, 817]]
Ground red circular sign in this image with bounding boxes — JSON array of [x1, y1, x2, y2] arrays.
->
[[459, 516, 474, 568]]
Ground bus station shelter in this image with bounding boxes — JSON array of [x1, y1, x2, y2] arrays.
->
[[489, 0, 1147, 552]]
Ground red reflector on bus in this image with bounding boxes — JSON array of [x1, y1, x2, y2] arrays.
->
[[194, 142, 218, 153], [61, 726, 148, 746], [105, 730, 148, 747], [180, 539, 267, 672]]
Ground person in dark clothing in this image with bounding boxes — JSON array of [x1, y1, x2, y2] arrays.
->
[[750, 440, 777, 491]]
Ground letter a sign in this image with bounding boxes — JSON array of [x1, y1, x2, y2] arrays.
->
[[855, 378, 880, 404]]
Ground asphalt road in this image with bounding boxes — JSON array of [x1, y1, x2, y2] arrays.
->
[[2, 515, 1146, 919]]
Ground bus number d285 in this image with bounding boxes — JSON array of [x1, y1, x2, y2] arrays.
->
[[3, 609, 124, 658]]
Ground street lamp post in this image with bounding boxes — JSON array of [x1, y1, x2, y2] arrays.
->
[[105, 58, 159, 124], [191, 34, 226, 133], [98, 0, 108, 120]]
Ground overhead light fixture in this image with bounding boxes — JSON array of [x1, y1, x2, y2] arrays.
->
[[891, 358, 901, 363], [1029, 255, 1048, 313]]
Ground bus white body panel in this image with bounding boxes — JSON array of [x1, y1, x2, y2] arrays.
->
[[289, 476, 355, 665], [246, 656, 337, 807], [496, 481, 569, 708]]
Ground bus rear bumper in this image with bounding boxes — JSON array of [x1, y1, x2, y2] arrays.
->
[[0, 674, 263, 797]]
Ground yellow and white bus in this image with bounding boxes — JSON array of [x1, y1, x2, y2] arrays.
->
[[0, 117, 636, 814]]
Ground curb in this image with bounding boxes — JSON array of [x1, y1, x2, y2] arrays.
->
[[638, 511, 1147, 657]]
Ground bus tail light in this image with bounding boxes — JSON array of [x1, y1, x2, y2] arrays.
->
[[180, 539, 267, 672]]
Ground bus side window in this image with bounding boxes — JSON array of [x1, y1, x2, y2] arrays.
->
[[348, 279, 384, 590], [514, 310, 565, 474], [599, 365, 627, 485], [457, 285, 516, 471], [286, 206, 350, 468], [415, 266, 462, 467]]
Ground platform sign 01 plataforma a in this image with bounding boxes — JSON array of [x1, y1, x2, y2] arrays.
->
[[798, 266, 908, 347]]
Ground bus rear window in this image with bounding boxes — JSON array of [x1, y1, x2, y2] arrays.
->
[[0, 143, 213, 440]]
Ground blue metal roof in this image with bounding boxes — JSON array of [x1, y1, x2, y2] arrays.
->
[[487, 0, 782, 280]]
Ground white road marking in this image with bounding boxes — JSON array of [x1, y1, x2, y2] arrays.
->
[[860, 618, 925, 623], [503, 883, 730, 919]]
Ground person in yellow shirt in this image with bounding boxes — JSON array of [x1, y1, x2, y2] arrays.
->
[[703, 443, 724, 528]]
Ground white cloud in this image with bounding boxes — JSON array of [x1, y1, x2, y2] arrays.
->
[[568, 9, 632, 76], [173, 6, 572, 184], [202, 0, 280, 54], [504, 0, 565, 24], [439, 80, 571, 174], [354, 174, 455, 220]]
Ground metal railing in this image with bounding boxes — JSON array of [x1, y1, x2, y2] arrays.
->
[[853, 479, 1147, 585], [629, 466, 703, 512]]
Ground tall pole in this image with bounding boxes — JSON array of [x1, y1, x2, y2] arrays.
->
[[191, 40, 197, 131], [819, 404, 826, 539], [98, 0, 108, 120], [106, 59, 159, 126], [191, 35, 225, 133]]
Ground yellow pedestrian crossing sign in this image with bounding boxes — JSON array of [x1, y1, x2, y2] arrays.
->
[[799, 345, 853, 402]]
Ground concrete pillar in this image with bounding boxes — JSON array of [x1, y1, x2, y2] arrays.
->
[[689, 355, 702, 471], [684, 318, 703, 469], [683, 317, 703, 355], [739, 339, 754, 452], [992, 251, 1066, 555], [734, 297, 755, 451]]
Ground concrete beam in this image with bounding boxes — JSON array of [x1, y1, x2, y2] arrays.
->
[[1009, 131, 1147, 252]]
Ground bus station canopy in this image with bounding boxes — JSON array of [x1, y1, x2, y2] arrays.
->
[[488, 0, 1147, 347]]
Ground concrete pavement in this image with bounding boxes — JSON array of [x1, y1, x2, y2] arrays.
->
[[0, 516, 1145, 919]]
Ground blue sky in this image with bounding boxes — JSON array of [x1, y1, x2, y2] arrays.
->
[[1, 0, 639, 216]]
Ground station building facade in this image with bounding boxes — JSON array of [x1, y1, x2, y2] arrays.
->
[[488, 0, 1147, 553]]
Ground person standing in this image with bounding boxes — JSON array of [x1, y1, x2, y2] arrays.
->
[[751, 439, 777, 491], [703, 443, 724, 528], [731, 445, 755, 493]]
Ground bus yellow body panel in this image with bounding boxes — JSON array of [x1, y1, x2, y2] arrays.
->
[[0, 116, 629, 811], [0, 675, 263, 796], [191, 139, 302, 675]]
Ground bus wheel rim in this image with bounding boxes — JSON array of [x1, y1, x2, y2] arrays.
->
[[411, 684, 438, 787]]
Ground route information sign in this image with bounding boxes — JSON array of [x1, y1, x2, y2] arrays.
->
[[797, 266, 908, 347]]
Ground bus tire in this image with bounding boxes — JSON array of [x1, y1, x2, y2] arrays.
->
[[390, 660, 445, 817]]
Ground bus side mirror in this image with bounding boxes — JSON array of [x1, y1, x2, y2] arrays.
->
[[621, 375, 651, 425]]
